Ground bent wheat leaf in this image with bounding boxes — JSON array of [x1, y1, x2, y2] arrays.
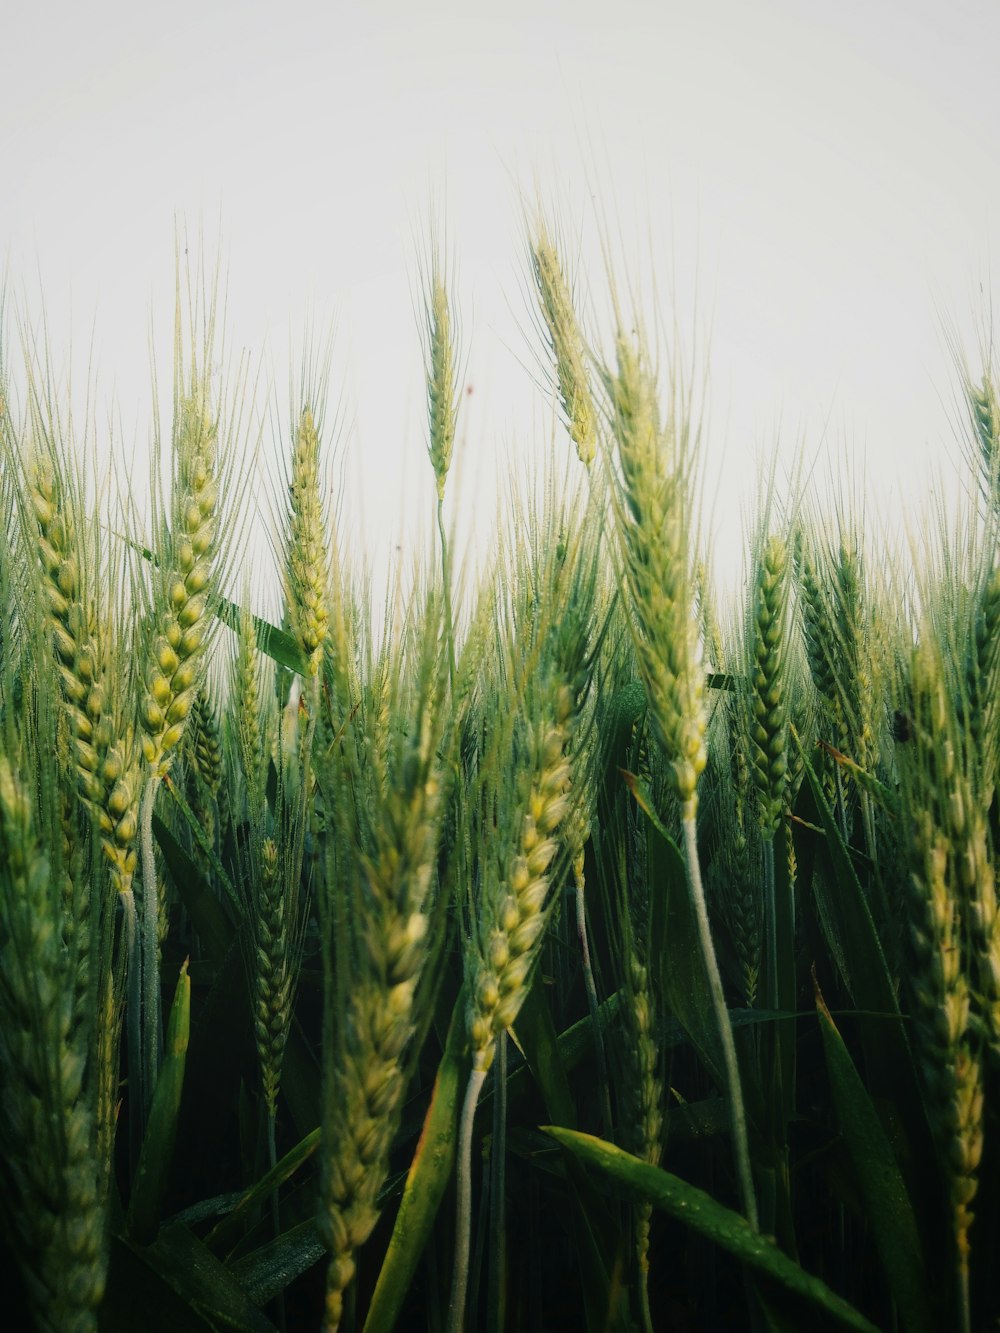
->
[[215, 594, 309, 676], [543, 1127, 879, 1333], [128, 962, 191, 1244], [123, 532, 308, 675], [152, 814, 232, 957], [206, 1127, 321, 1253], [135, 1222, 278, 1332], [794, 735, 895, 1015], [814, 976, 932, 1333], [229, 1219, 327, 1307]]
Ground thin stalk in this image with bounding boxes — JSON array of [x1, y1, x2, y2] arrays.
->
[[682, 816, 758, 1232], [447, 1061, 489, 1333], [267, 1111, 287, 1333], [468, 1154, 490, 1325], [297, 675, 321, 863], [958, 1258, 970, 1333], [487, 1034, 507, 1333], [265, 676, 317, 1333], [140, 776, 162, 1112], [122, 885, 142, 1170], [859, 788, 890, 928], [575, 876, 613, 1133], [834, 765, 849, 844], [860, 790, 878, 874], [638, 1225, 654, 1333], [437, 496, 456, 695], [763, 837, 777, 1012]]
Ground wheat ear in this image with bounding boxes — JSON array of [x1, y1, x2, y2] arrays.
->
[[898, 638, 984, 1333], [623, 950, 664, 1333], [0, 751, 108, 1332], [421, 244, 462, 691], [747, 532, 791, 1019], [319, 582, 449, 1332], [23, 450, 142, 1168], [529, 219, 597, 467], [138, 381, 221, 1104], [27, 457, 141, 898]]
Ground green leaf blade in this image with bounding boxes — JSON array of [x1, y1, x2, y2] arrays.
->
[[543, 1126, 880, 1333], [814, 980, 933, 1333], [127, 962, 192, 1245], [362, 989, 468, 1333]]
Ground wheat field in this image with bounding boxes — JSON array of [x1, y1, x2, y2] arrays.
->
[[1, 219, 998, 1333]]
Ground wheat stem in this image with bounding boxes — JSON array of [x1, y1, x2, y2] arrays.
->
[[575, 866, 612, 1132], [486, 1031, 508, 1333], [448, 1062, 489, 1333], [638, 1245, 655, 1333], [438, 496, 456, 694], [762, 835, 777, 1013], [140, 774, 162, 1108], [683, 815, 758, 1231]]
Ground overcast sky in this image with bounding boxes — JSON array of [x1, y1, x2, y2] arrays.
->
[[3, 0, 999, 601]]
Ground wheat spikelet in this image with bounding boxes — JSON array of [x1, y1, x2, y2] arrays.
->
[[182, 687, 224, 877], [898, 638, 984, 1321], [966, 562, 1000, 805], [529, 220, 596, 466], [601, 319, 758, 1229], [954, 571, 1000, 1059], [469, 687, 576, 1069], [284, 405, 329, 674], [140, 386, 220, 779], [135, 364, 227, 1102], [468, 494, 598, 1068], [93, 964, 119, 1213], [190, 687, 223, 796], [447, 493, 599, 1332], [602, 328, 705, 819], [319, 585, 450, 1331], [964, 370, 1000, 513], [812, 523, 888, 867], [253, 835, 292, 1119], [796, 535, 849, 747], [423, 253, 461, 502], [706, 610, 763, 1007], [748, 533, 791, 837], [716, 827, 761, 1008], [623, 953, 664, 1332], [320, 806, 442, 1324], [27, 458, 141, 896], [960, 791, 1000, 1064], [831, 534, 881, 774], [0, 751, 107, 1333]]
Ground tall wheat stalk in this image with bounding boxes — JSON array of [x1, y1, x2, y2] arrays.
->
[[602, 319, 759, 1232], [418, 236, 463, 698], [448, 487, 598, 1332]]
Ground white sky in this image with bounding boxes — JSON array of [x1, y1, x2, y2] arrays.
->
[[3, 0, 999, 604]]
